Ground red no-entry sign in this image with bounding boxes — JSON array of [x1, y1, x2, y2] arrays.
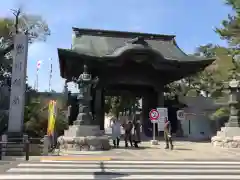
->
[[149, 109, 159, 122]]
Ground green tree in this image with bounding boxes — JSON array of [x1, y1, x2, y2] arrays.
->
[[164, 44, 230, 98], [0, 10, 50, 56], [216, 0, 240, 47], [216, 0, 240, 79]]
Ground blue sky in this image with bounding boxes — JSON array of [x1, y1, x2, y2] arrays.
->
[[0, 0, 232, 92]]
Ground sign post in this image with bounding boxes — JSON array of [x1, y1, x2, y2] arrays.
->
[[149, 109, 159, 143], [157, 108, 168, 131]]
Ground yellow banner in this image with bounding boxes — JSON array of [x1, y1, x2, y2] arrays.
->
[[47, 100, 57, 136]]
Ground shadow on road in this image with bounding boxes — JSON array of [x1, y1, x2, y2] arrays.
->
[[173, 148, 192, 151], [93, 161, 127, 179], [110, 146, 147, 150]]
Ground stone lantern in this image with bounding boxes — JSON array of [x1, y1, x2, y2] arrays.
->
[[57, 65, 110, 151], [211, 54, 240, 148], [73, 65, 98, 125], [227, 73, 240, 128]]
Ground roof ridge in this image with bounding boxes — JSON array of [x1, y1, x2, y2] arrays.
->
[[72, 27, 175, 41]]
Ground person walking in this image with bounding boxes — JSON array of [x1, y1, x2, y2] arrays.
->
[[164, 118, 174, 150], [111, 118, 121, 148], [123, 120, 133, 147], [133, 119, 141, 148]]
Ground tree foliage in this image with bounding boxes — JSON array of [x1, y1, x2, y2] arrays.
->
[[166, 0, 240, 99], [0, 12, 51, 50], [0, 11, 51, 87], [216, 0, 240, 47], [165, 44, 233, 98], [24, 97, 68, 137], [105, 96, 140, 117]]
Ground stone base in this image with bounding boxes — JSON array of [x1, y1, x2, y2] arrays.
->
[[217, 127, 240, 137], [64, 125, 102, 137], [57, 135, 111, 151], [212, 126, 240, 148], [58, 125, 110, 151], [211, 136, 240, 148], [150, 140, 159, 145]]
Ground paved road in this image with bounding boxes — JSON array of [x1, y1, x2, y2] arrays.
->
[[0, 160, 19, 174], [1, 159, 240, 179]]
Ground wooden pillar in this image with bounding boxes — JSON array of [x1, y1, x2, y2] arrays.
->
[[100, 90, 105, 130], [142, 90, 158, 137], [155, 87, 164, 136], [142, 95, 149, 136], [157, 91, 164, 107], [94, 88, 105, 130]]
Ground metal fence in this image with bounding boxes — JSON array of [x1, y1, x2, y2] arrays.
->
[[0, 135, 51, 161]]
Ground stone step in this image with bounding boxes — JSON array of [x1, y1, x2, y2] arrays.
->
[[216, 131, 225, 137], [219, 127, 240, 137], [221, 126, 226, 132], [5, 133, 25, 156], [5, 143, 25, 156]]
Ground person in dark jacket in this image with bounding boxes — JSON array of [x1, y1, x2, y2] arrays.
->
[[164, 118, 173, 150], [133, 119, 141, 148], [123, 120, 133, 147]]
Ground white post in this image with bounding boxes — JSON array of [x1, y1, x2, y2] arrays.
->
[[43, 135, 49, 156], [151, 121, 158, 145], [150, 121, 159, 145], [1, 134, 7, 156], [153, 122, 156, 141]]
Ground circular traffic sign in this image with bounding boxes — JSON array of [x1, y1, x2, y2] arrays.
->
[[177, 110, 185, 121], [149, 109, 159, 121]]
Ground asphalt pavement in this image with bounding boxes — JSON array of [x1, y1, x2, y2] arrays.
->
[[0, 160, 20, 174]]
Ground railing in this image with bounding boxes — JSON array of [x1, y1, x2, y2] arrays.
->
[[0, 135, 52, 161]]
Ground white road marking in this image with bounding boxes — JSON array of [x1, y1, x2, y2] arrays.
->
[[0, 174, 240, 179], [40, 160, 240, 164], [2, 160, 240, 179], [7, 167, 240, 173], [18, 163, 240, 168]]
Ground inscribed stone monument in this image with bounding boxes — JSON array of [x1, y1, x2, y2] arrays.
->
[[8, 34, 28, 134]]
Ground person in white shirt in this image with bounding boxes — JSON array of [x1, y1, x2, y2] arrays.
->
[[111, 118, 121, 148]]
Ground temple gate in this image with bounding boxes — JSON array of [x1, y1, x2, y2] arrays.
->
[[57, 28, 214, 150]]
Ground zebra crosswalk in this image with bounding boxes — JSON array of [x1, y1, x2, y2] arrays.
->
[[0, 159, 240, 179]]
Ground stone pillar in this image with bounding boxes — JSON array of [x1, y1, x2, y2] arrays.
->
[[8, 34, 28, 135]]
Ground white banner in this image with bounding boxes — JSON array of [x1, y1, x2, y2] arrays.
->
[[157, 107, 168, 131], [8, 34, 28, 132]]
